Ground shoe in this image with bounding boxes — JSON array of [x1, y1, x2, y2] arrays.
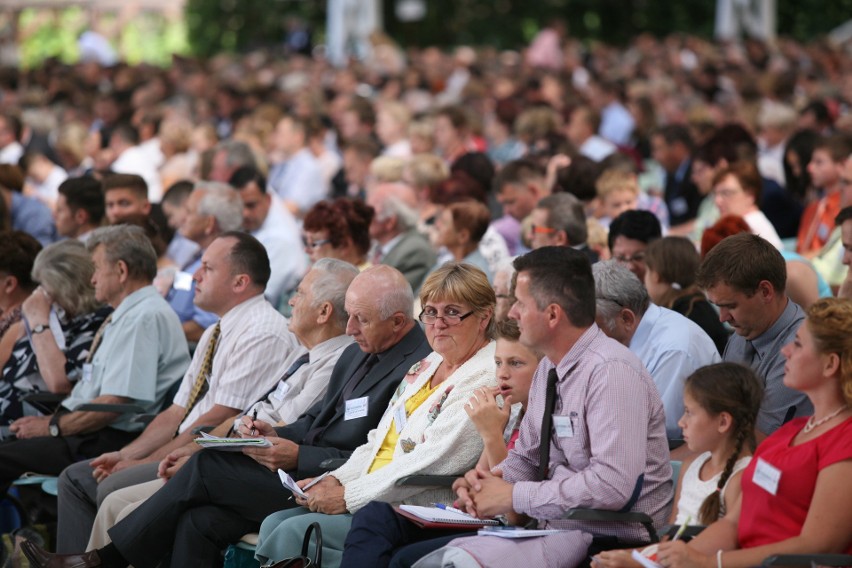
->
[[21, 540, 102, 568]]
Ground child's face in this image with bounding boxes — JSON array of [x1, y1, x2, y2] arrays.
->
[[602, 189, 638, 220], [494, 338, 539, 408], [678, 391, 724, 453], [643, 268, 668, 305]]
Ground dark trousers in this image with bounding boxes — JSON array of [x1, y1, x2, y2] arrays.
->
[[0, 428, 137, 495], [340, 501, 475, 568], [107, 450, 296, 568]]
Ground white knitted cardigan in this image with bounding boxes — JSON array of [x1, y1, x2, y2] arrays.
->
[[333, 340, 497, 513]]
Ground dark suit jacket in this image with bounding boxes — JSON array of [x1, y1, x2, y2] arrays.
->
[[380, 229, 437, 292], [276, 324, 431, 478]]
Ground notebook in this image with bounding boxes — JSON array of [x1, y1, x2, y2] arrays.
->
[[396, 505, 501, 529]]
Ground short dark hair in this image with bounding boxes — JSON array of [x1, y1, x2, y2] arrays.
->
[[229, 166, 268, 194], [513, 246, 596, 328], [219, 231, 271, 289], [0, 230, 41, 291], [161, 180, 195, 207], [102, 173, 148, 199], [58, 176, 105, 225], [494, 158, 545, 192], [836, 205, 852, 226], [608, 210, 662, 251], [552, 155, 600, 202], [653, 124, 694, 152], [696, 233, 786, 295], [538, 193, 587, 245]]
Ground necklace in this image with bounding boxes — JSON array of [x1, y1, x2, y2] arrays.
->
[[803, 404, 849, 433]]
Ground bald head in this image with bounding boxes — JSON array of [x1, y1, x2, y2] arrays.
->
[[344, 265, 415, 353]]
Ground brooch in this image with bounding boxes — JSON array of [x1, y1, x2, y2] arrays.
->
[[400, 438, 417, 453]]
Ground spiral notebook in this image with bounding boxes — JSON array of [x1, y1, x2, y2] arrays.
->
[[396, 505, 501, 529]]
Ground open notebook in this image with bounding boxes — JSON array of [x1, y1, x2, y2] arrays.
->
[[396, 505, 501, 529]]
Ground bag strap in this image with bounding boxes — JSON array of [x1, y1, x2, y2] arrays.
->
[[300, 522, 322, 567]]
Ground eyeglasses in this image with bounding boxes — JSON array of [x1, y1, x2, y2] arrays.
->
[[418, 308, 475, 326], [613, 252, 645, 264], [597, 296, 625, 308], [530, 224, 557, 235], [303, 237, 331, 249]]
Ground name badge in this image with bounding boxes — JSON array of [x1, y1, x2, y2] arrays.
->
[[173, 271, 194, 291], [394, 404, 408, 433], [82, 363, 93, 383], [271, 381, 291, 401], [344, 396, 369, 421], [554, 415, 574, 438], [753, 457, 781, 496]]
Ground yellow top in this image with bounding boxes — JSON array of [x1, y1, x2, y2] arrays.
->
[[367, 379, 442, 473]]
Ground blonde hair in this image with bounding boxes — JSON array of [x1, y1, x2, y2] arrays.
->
[[420, 262, 496, 339], [369, 156, 406, 184], [807, 298, 852, 404], [379, 102, 411, 130], [406, 153, 448, 188], [596, 169, 639, 200]]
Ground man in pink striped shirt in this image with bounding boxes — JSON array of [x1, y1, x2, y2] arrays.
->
[[448, 246, 672, 567]]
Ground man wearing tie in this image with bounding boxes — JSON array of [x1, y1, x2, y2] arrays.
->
[[697, 233, 811, 441], [446, 247, 672, 567], [26, 266, 430, 568], [55, 231, 299, 552]]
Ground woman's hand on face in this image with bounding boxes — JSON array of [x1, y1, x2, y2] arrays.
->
[[464, 386, 510, 437], [22, 287, 52, 324]]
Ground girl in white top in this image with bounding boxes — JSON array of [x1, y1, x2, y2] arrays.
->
[[596, 362, 763, 568]]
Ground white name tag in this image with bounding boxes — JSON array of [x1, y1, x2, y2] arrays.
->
[[271, 381, 291, 401], [753, 457, 781, 496], [173, 271, 194, 291], [82, 363, 93, 383], [344, 396, 369, 421], [394, 404, 408, 433], [553, 415, 574, 438]]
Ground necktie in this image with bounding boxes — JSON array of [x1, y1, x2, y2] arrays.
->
[[538, 368, 559, 481], [178, 321, 221, 427], [303, 353, 379, 445], [742, 340, 757, 367], [85, 313, 113, 364], [256, 352, 311, 406]]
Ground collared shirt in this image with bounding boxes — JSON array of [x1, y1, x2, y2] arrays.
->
[[247, 333, 353, 426], [173, 294, 298, 432], [630, 304, 721, 439], [268, 148, 326, 213], [600, 101, 635, 147], [504, 325, 672, 542], [723, 299, 811, 434], [10, 191, 57, 246], [253, 194, 307, 306], [62, 286, 190, 432]]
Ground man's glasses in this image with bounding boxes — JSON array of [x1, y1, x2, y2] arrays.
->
[[613, 251, 645, 264], [418, 309, 475, 326], [530, 224, 557, 235]]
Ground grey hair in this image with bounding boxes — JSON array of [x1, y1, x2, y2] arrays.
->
[[195, 182, 244, 232], [32, 240, 99, 316], [538, 193, 587, 245], [375, 193, 419, 231], [216, 140, 257, 169], [309, 258, 360, 329], [359, 265, 414, 320], [592, 260, 649, 332], [87, 225, 158, 283]]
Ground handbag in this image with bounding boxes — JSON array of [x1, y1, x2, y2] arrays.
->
[[261, 522, 322, 568]]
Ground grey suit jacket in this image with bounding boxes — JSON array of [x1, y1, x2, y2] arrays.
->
[[276, 324, 431, 478], [380, 229, 437, 292]]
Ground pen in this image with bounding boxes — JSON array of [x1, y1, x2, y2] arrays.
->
[[250, 408, 258, 436], [672, 514, 691, 542], [435, 503, 471, 517]]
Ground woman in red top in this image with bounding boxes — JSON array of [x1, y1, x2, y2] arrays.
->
[[658, 297, 852, 568]]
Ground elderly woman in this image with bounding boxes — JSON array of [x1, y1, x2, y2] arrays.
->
[[711, 161, 783, 250], [0, 239, 112, 423], [656, 297, 852, 568], [253, 262, 497, 567], [302, 197, 375, 270], [0, 231, 41, 366]]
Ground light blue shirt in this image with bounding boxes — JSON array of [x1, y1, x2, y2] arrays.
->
[[166, 255, 218, 330], [62, 286, 190, 431], [268, 148, 326, 213], [630, 304, 721, 439]]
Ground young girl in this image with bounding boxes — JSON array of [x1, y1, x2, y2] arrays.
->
[[643, 236, 729, 356], [595, 362, 763, 568]]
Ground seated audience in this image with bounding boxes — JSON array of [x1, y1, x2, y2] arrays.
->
[[303, 197, 375, 270], [0, 231, 41, 367], [431, 200, 493, 281], [711, 161, 783, 250], [608, 209, 662, 283], [53, 176, 105, 243]]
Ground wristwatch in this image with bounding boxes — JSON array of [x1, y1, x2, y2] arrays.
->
[[49, 413, 62, 437], [31, 324, 49, 335]]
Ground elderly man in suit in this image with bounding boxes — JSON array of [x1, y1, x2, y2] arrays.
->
[[367, 182, 436, 291], [25, 265, 431, 568]]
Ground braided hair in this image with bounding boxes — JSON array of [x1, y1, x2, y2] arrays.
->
[[684, 363, 763, 525]]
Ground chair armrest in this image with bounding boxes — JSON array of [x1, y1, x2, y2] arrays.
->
[[192, 425, 216, 435], [73, 403, 148, 414], [660, 524, 704, 541], [763, 555, 852, 567], [21, 392, 66, 403], [394, 474, 461, 487], [563, 508, 658, 543], [318, 458, 348, 471]]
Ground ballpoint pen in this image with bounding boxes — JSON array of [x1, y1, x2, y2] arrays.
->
[[671, 514, 691, 542], [249, 408, 258, 436]]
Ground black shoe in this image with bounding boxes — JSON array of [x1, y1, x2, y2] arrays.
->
[[21, 539, 103, 568]]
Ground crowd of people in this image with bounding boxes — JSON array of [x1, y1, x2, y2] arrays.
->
[[0, 26, 851, 568]]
